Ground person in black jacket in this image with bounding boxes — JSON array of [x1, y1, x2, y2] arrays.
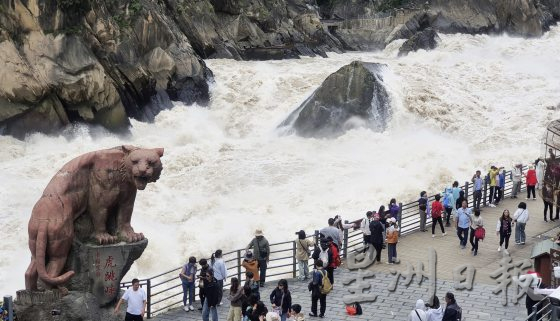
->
[[311, 240, 333, 284], [202, 269, 220, 321], [198, 259, 211, 310], [369, 214, 384, 263], [442, 292, 462, 321], [269, 279, 292, 321]]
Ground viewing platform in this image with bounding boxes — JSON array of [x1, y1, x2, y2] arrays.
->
[[152, 193, 552, 321]]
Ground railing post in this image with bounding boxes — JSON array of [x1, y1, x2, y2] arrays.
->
[[397, 202, 403, 236], [531, 301, 538, 321], [464, 181, 469, 207], [343, 221, 349, 258], [314, 230, 320, 244], [292, 241, 297, 278], [483, 180, 488, 207], [552, 305, 558, 321], [237, 250, 242, 282], [146, 279, 151, 319], [3, 295, 13, 321]]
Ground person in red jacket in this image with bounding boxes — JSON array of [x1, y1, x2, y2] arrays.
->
[[431, 194, 446, 238], [525, 165, 538, 200]]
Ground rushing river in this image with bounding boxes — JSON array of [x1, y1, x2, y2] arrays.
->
[[1, 27, 560, 296]]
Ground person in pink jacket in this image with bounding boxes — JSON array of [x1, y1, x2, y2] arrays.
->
[[525, 165, 538, 200]]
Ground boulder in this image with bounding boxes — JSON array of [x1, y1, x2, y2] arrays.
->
[[281, 61, 391, 138], [398, 28, 440, 56], [15, 290, 125, 321]]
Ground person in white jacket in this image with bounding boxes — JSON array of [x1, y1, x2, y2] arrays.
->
[[513, 202, 529, 245], [425, 296, 444, 321], [536, 158, 545, 189], [408, 299, 428, 321]]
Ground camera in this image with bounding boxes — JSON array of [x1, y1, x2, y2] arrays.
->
[[51, 309, 61, 315]]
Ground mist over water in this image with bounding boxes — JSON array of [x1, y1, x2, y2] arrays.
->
[[1, 27, 560, 296]]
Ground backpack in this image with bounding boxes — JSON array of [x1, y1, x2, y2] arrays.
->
[[475, 227, 486, 241], [329, 243, 341, 268], [319, 270, 332, 295], [443, 192, 451, 208]]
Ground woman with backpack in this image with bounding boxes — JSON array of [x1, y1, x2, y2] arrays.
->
[[269, 279, 292, 321], [469, 209, 484, 256], [386, 218, 399, 264], [496, 209, 513, 254], [309, 259, 328, 318]]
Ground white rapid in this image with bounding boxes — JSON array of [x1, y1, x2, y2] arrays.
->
[[1, 27, 560, 296]]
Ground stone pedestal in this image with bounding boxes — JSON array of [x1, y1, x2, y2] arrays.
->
[[14, 239, 148, 321], [66, 239, 148, 305], [14, 290, 125, 321]]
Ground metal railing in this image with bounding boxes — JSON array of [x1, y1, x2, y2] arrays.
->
[[526, 296, 553, 321], [123, 166, 530, 318]]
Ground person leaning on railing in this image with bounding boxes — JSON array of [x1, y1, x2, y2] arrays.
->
[[247, 229, 270, 287], [295, 230, 315, 282]]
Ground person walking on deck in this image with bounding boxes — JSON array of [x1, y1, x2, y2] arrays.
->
[[513, 202, 529, 245], [496, 209, 513, 254], [511, 163, 523, 198], [469, 209, 483, 256], [455, 201, 472, 249]]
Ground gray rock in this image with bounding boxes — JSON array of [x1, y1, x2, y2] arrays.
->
[[281, 61, 391, 138], [398, 27, 440, 56], [15, 290, 125, 321]]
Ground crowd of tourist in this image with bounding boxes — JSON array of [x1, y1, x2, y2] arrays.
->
[[116, 160, 551, 321]]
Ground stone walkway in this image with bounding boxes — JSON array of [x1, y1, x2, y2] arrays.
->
[[153, 194, 556, 321]]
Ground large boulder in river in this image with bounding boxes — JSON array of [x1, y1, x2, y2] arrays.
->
[[281, 61, 391, 138], [398, 28, 440, 56]]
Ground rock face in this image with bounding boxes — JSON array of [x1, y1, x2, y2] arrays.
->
[[281, 61, 391, 138], [329, 0, 560, 51], [0, 0, 212, 138], [398, 28, 439, 56], [15, 290, 127, 321]]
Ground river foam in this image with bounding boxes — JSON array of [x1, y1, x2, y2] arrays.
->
[[1, 27, 559, 295]]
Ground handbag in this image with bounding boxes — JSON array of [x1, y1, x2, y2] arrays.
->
[[475, 227, 486, 241]]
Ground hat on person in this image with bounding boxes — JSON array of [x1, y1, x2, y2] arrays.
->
[[255, 229, 264, 237], [265, 312, 280, 321], [390, 217, 397, 223], [244, 251, 254, 260]]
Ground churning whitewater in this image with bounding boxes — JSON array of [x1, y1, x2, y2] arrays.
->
[[1, 27, 560, 296]]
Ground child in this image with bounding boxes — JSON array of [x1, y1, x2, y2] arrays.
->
[[386, 218, 399, 264], [289, 304, 305, 321], [244, 271, 260, 301], [242, 251, 260, 282]]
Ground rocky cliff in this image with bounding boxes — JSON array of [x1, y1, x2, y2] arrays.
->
[[1, 0, 558, 138], [0, 0, 341, 138], [330, 0, 560, 50]]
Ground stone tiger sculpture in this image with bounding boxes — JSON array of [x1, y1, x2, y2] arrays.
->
[[25, 146, 164, 290]]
